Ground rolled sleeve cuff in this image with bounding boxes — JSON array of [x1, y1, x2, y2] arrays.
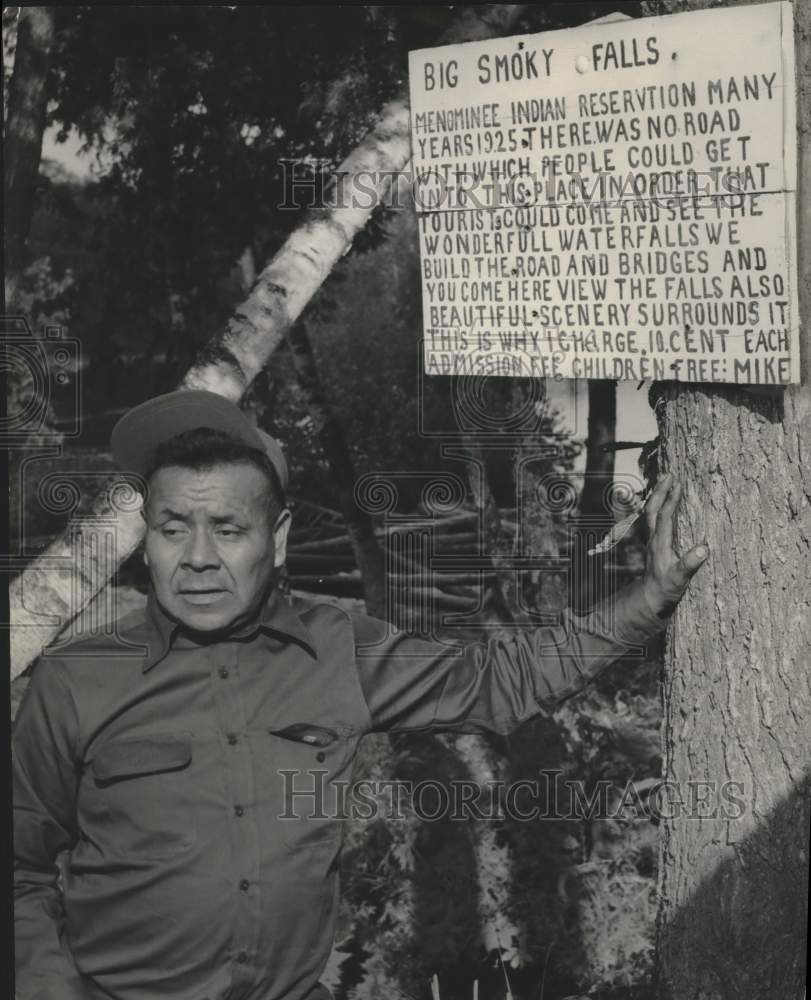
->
[[607, 579, 671, 647]]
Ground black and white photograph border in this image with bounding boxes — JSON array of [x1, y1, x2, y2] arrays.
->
[[4, 4, 809, 1000]]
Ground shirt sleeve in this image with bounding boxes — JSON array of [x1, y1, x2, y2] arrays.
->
[[350, 578, 667, 735], [13, 658, 92, 1000]]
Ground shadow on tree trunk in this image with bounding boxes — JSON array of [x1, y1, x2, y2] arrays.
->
[[655, 772, 810, 1000]]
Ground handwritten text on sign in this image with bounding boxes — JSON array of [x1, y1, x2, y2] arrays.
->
[[408, 2, 799, 385]]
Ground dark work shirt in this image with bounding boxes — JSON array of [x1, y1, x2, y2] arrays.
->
[[13, 581, 666, 1000]]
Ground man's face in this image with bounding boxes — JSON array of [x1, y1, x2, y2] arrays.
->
[[143, 462, 290, 633]]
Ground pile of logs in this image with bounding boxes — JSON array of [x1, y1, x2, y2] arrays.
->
[[286, 500, 499, 610], [285, 498, 637, 614]]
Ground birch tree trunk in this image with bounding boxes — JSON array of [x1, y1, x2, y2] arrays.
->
[[451, 734, 523, 971], [9, 4, 527, 679], [654, 6, 811, 996], [4, 6, 55, 303]]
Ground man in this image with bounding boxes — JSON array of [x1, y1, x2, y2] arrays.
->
[[13, 389, 708, 1000]]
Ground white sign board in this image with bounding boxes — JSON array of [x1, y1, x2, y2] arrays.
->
[[408, 1, 799, 384]]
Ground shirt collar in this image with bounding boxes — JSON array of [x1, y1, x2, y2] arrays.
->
[[139, 588, 318, 672]]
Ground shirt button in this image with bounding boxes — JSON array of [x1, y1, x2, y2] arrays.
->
[[218, 666, 229, 679], [234, 805, 244, 817], [236, 950, 248, 964], [227, 733, 238, 746], [239, 879, 250, 892]]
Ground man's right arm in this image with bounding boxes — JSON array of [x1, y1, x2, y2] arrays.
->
[[13, 659, 90, 1000]]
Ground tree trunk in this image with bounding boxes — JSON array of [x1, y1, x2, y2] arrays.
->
[[450, 733, 523, 973], [653, 386, 810, 1000], [654, 3, 810, 997], [4, 6, 56, 304], [286, 323, 388, 619], [511, 380, 566, 619], [179, 3, 528, 403], [571, 380, 617, 614], [460, 439, 515, 625], [9, 4, 527, 679], [579, 380, 617, 518]]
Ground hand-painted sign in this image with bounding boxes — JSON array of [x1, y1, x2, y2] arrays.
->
[[409, 2, 799, 385]]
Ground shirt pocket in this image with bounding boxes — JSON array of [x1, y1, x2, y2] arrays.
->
[[86, 733, 196, 860], [266, 725, 354, 853]]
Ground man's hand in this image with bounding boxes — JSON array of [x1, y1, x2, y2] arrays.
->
[[642, 471, 709, 619]]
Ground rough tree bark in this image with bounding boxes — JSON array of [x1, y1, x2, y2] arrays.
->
[[4, 6, 56, 304], [286, 322, 387, 619], [654, 4, 811, 996], [9, 4, 527, 679], [653, 385, 810, 1000]]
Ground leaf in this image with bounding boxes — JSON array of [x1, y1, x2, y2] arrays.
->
[[587, 486, 650, 556], [587, 510, 641, 556]]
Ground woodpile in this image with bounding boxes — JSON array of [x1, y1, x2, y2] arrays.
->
[[286, 498, 636, 612]]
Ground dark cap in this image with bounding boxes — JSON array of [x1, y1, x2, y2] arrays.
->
[[111, 389, 288, 490]]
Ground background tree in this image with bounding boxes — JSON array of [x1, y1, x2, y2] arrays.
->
[[571, 379, 619, 614], [580, 381, 618, 519], [284, 320, 387, 617], [4, 6, 55, 302]]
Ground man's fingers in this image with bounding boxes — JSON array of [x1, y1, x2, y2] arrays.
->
[[675, 543, 710, 582], [654, 479, 682, 552], [649, 476, 681, 561], [659, 478, 682, 521], [645, 471, 673, 534], [645, 541, 709, 615]]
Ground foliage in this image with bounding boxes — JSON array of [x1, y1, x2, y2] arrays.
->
[[3, 6, 19, 118], [30, 7, 431, 385], [326, 541, 662, 1000], [7, 255, 73, 543], [641, 0, 727, 13], [553, 645, 662, 994]]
